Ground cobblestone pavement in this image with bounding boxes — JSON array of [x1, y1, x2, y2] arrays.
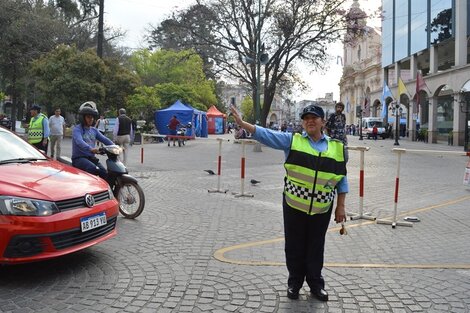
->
[[1, 134, 470, 313]]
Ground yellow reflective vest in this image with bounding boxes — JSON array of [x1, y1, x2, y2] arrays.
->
[[28, 113, 47, 144], [284, 133, 346, 215]]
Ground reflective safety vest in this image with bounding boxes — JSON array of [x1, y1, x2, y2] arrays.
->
[[28, 113, 47, 144], [284, 134, 346, 215]]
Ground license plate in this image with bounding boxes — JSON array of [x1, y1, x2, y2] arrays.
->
[[80, 212, 107, 232]]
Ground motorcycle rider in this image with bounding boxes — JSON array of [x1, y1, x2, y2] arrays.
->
[[72, 101, 113, 179]]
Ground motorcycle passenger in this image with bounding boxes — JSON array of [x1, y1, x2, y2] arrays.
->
[[72, 101, 113, 180]]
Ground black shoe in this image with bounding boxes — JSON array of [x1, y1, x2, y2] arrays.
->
[[287, 287, 299, 300], [311, 288, 328, 302]]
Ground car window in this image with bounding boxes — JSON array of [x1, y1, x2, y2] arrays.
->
[[0, 130, 46, 162]]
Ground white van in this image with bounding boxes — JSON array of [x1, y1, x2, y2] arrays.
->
[[361, 117, 387, 139]]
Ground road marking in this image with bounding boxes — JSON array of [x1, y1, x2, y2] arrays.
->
[[214, 195, 470, 268]]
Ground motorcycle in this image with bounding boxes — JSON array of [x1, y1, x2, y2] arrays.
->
[[175, 125, 187, 147], [58, 145, 145, 219]]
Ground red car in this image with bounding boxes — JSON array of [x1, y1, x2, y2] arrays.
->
[[0, 126, 118, 264]]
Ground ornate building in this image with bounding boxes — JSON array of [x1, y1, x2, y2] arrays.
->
[[338, 0, 382, 126]]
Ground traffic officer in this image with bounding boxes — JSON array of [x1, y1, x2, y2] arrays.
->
[[229, 104, 348, 301], [28, 104, 50, 152]]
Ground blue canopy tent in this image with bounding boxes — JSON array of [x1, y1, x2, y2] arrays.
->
[[155, 100, 195, 136], [183, 103, 208, 138]]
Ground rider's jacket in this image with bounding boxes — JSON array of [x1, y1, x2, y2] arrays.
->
[[72, 124, 113, 159], [28, 113, 47, 144], [283, 133, 346, 215]]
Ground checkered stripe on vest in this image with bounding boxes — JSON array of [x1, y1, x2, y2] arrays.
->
[[29, 131, 43, 137], [284, 180, 336, 204]]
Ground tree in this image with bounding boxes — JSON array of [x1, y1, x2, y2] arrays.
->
[[240, 96, 254, 124], [102, 57, 140, 113], [130, 49, 217, 110], [0, 0, 125, 127], [31, 45, 107, 113], [146, 4, 223, 80], [149, 0, 362, 127], [428, 8, 452, 44]]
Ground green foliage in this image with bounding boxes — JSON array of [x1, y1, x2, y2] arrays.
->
[[126, 86, 161, 121], [31, 45, 107, 114], [240, 96, 254, 123], [130, 49, 217, 112], [0, 92, 5, 102], [102, 58, 140, 114]]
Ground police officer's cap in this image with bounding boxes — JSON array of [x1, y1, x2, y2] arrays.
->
[[300, 105, 325, 119], [31, 104, 41, 111]]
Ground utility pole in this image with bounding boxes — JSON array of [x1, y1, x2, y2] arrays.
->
[[97, 0, 104, 58]]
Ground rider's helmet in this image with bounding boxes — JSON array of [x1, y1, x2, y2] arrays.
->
[[78, 101, 99, 124]]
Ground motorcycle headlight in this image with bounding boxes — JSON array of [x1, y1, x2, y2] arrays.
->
[[105, 145, 122, 155], [0, 196, 59, 216]]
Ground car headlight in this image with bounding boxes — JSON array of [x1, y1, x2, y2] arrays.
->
[[0, 196, 59, 216], [108, 186, 115, 200]]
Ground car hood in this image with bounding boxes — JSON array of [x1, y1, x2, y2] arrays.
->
[[0, 160, 108, 201]]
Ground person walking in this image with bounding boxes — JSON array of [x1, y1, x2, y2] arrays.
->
[[230, 104, 348, 302], [95, 114, 109, 146], [95, 114, 108, 136], [49, 108, 66, 159], [27, 104, 50, 153], [113, 108, 133, 165], [372, 124, 378, 140], [325, 102, 347, 145]]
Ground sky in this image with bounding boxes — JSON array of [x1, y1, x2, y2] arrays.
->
[[105, 0, 381, 102]]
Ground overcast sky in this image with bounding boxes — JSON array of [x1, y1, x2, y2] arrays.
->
[[105, 0, 381, 101]]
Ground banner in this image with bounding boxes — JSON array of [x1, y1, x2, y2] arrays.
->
[[381, 81, 393, 118]]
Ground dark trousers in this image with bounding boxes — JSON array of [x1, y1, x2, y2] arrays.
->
[[283, 196, 333, 291], [72, 156, 107, 180]]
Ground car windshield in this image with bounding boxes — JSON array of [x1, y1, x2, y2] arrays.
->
[[368, 121, 383, 128], [0, 130, 47, 163]]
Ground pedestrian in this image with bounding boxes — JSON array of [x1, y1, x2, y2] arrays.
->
[[49, 107, 66, 159], [325, 102, 348, 160], [325, 102, 347, 145], [230, 104, 348, 302], [27, 104, 50, 153], [113, 108, 134, 166], [95, 114, 108, 137], [372, 124, 378, 140], [72, 101, 113, 179], [167, 115, 180, 147]]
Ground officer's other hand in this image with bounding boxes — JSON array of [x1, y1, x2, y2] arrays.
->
[[334, 205, 346, 223], [91, 147, 100, 154]]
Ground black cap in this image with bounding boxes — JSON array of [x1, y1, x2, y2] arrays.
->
[[31, 104, 41, 111], [300, 105, 325, 119]]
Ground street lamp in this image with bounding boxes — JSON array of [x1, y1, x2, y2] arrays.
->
[[389, 101, 403, 146], [358, 108, 364, 140]]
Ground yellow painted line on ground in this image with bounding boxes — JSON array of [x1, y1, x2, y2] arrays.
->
[[214, 195, 470, 268]]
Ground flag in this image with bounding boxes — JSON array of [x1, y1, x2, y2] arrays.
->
[[415, 71, 430, 114], [397, 77, 410, 98], [381, 81, 393, 118], [346, 97, 350, 113]]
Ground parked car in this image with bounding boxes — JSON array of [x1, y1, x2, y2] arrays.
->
[[361, 117, 387, 139], [0, 127, 119, 264]]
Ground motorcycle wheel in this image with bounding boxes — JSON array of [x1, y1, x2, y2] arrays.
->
[[115, 182, 145, 219], [178, 139, 182, 147]]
